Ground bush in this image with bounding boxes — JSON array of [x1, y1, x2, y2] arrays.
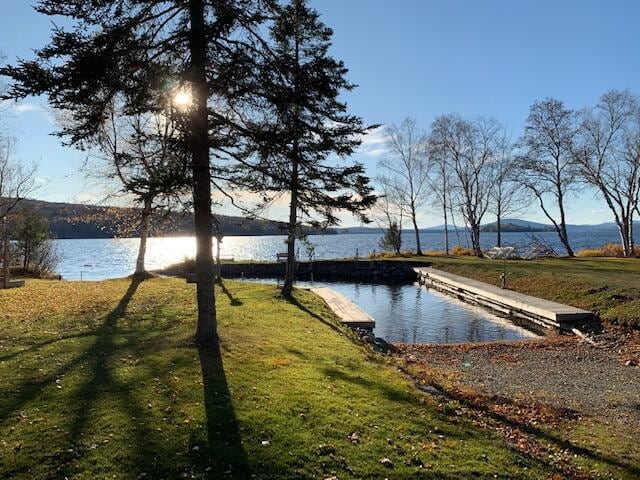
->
[[576, 244, 627, 258], [28, 240, 60, 277], [451, 245, 474, 256], [368, 250, 416, 259]]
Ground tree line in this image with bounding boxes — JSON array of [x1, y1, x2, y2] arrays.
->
[[375, 91, 640, 258]]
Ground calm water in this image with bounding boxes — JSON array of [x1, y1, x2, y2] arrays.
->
[[53, 228, 633, 281], [330, 282, 537, 343], [253, 279, 537, 344]]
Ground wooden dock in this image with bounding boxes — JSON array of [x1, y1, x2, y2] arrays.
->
[[310, 287, 375, 329], [415, 267, 593, 330]]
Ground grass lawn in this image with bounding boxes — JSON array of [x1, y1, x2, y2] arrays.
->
[[0, 277, 549, 479], [394, 255, 640, 327]]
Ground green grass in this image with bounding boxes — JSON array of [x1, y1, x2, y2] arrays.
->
[[0, 277, 549, 479], [389, 255, 640, 327]]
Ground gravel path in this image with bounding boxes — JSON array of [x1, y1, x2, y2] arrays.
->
[[398, 335, 640, 429]]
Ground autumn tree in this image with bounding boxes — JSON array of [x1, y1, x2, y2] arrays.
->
[[374, 182, 404, 255], [0, 135, 37, 288]]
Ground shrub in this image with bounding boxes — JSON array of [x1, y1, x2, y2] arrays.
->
[[576, 244, 626, 258], [451, 245, 474, 256], [368, 250, 416, 259]]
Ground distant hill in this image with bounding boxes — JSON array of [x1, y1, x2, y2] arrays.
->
[[337, 218, 631, 234], [480, 219, 554, 233], [10, 198, 336, 239]]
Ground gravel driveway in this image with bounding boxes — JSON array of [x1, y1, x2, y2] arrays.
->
[[398, 336, 640, 429]]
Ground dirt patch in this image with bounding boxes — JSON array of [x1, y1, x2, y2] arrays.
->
[[395, 332, 640, 479], [398, 334, 640, 424]]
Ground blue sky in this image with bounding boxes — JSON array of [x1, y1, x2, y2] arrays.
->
[[1, 0, 640, 226]]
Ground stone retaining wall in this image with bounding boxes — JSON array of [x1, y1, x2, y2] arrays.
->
[[160, 259, 427, 283]]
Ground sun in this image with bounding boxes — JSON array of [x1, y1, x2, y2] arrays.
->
[[173, 89, 192, 108]]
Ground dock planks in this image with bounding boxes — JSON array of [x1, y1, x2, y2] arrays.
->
[[415, 267, 593, 329], [310, 287, 375, 329]]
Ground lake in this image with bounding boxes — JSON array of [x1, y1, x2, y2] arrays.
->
[[53, 228, 634, 280], [269, 279, 538, 344], [51, 233, 549, 344]]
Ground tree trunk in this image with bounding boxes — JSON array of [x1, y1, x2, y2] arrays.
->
[[557, 191, 574, 257], [472, 223, 483, 257], [411, 204, 422, 256], [282, 159, 299, 297], [443, 196, 449, 255], [617, 215, 631, 257], [135, 196, 152, 275], [2, 228, 9, 289], [189, 0, 217, 345], [629, 215, 635, 256], [496, 205, 502, 248]]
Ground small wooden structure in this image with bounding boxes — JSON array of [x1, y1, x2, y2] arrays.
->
[[276, 252, 288, 262], [311, 287, 375, 329], [0, 237, 24, 289], [415, 267, 593, 330]]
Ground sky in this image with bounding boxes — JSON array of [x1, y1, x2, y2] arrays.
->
[[1, 0, 640, 227]]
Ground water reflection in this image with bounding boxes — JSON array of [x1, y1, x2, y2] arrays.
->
[[316, 281, 537, 344]]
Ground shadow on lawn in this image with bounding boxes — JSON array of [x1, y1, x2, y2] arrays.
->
[[286, 294, 345, 337], [196, 342, 251, 478], [2, 277, 250, 479], [218, 280, 243, 306]]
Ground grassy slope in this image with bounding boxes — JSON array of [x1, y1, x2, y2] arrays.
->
[[0, 278, 547, 479], [407, 256, 640, 327]]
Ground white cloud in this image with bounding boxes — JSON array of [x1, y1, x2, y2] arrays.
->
[[12, 103, 41, 114], [6, 101, 55, 123], [358, 125, 388, 157]]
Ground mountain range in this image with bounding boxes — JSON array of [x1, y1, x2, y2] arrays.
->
[[10, 198, 335, 239], [336, 218, 635, 234]]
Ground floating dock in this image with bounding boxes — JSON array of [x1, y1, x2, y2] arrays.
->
[[414, 267, 593, 330], [310, 287, 375, 329]]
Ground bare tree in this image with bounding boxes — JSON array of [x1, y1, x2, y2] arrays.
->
[[426, 145, 453, 254], [378, 118, 430, 255], [518, 98, 579, 257], [574, 90, 640, 257], [0, 135, 37, 287], [430, 114, 498, 256], [490, 132, 528, 247], [94, 103, 190, 277]]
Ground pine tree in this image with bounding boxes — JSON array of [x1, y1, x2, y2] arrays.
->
[[379, 222, 402, 256], [1, 0, 272, 345], [236, 0, 376, 296]]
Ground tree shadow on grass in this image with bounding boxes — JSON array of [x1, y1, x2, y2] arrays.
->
[[58, 278, 250, 478], [195, 341, 251, 479], [2, 277, 252, 478], [55, 276, 181, 478], [322, 366, 423, 406], [218, 280, 242, 306], [285, 294, 346, 337]]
